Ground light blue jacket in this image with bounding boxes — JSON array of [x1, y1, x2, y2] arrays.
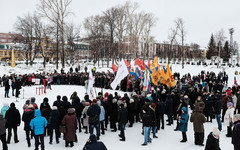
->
[[1, 106, 9, 118], [30, 109, 47, 135], [97, 101, 105, 121]]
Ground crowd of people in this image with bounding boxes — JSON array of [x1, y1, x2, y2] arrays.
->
[[0, 68, 239, 150]]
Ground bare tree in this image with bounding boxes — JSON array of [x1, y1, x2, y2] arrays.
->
[[175, 18, 186, 68], [38, 0, 73, 68], [168, 25, 179, 60]]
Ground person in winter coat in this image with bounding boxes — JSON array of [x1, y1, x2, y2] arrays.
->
[[1, 103, 9, 118], [70, 91, 78, 103], [30, 109, 48, 150], [224, 102, 235, 137], [141, 108, 152, 146], [31, 97, 38, 109], [118, 103, 128, 141], [157, 98, 165, 130], [5, 103, 20, 144], [4, 79, 10, 98], [97, 100, 105, 135], [232, 114, 240, 150], [83, 134, 107, 150], [53, 95, 62, 108], [194, 96, 205, 112], [190, 106, 206, 146], [0, 113, 7, 150], [205, 127, 221, 150], [203, 94, 213, 122], [174, 98, 187, 131], [62, 108, 77, 147], [87, 99, 101, 140], [178, 107, 189, 142], [109, 99, 118, 132], [40, 97, 52, 136], [132, 92, 140, 122], [83, 102, 90, 133], [72, 97, 84, 133], [221, 92, 228, 122], [165, 94, 173, 126], [128, 99, 134, 127], [149, 103, 158, 138], [22, 100, 34, 147], [62, 96, 71, 113], [48, 106, 60, 144], [213, 93, 223, 131]]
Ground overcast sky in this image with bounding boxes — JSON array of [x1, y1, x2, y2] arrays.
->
[[1, 0, 240, 47]]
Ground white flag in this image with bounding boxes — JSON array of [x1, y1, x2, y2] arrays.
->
[[87, 69, 95, 100], [111, 59, 129, 90]]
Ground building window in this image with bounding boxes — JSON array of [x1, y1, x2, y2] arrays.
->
[[3, 35, 6, 38], [8, 40, 12, 43], [9, 35, 11, 38], [0, 39, 6, 42], [5, 52, 7, 56], [0, 51, 3, 56]]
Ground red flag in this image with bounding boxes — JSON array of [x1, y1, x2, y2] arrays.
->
[[112, 64, 119, 72], [139, 60, 146, 70], [135, 58, 140, 66], [123, 59, 131, 68], [127, 76, 130, 89]]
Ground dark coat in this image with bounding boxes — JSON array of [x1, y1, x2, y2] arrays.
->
[[0, 115, 6, 135], [127, 103, 134, 123], [87, 104, 101, 125], [205, 132, 221, 150], [203, 99, 214, 117], [165, 95, 173, 114], [72, 101, 84, 118], [214, 100, 222, 115], [62, 113, 77, 141], [4, 80, 10, 91], [118, 107, 128, 124], [5, 106, 21, 128], [157, 101, 165, 116], [232, 120, 240, 149], [40, 102, 52, 120], [109, 103, 118, 124], [48, 110, 61, 129], [83, 141, 107, 150], [22, 110, 34, 131], [190, 110, 206, 133], [142, 112, 152, 127]]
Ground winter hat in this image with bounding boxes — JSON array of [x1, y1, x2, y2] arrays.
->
[[43, 97, 49, 103], [52, 106, 57, 110], [67, 108, 74, 114], [130, 99, 134, 104], [89, 134, 97, 142], [227, 102, 233, 107], [25, 100, 30, 105], [31, 97, 36, 103], [151, 103, 156, 108], [85, 102, 90, 106], [234, 114, 240, 120], [213, 127, 221, 136], [104, 92, 109, 98], [112, 98, 117, 103], [92, 99, 97, 103], [10, 103, 15, 107]]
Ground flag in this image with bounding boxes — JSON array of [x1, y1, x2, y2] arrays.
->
[[147, 58, 150, 70], [112, 64, 119, 72], [151, 67, 160, 86], [87, 69, 95, 100], [123, 59, 131, 69], [143, 70, 152, 93], [135, 58, 146, 70], [136, 67, 143, 79], [111, 59, 129, 90], [150, 56, 158, 69], [166, 64, 175, 88], [130, 70, 138, 79]]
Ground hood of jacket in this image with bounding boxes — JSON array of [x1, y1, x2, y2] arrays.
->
[[34, 109, 41, 117]]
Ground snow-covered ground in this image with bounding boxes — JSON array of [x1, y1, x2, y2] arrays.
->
[[0, 85, 234, 150]]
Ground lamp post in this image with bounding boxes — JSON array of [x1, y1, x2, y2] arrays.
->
[[11, 43, 16, 67]]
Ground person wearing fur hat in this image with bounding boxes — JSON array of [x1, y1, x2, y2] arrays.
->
[[62, 108, 77, 147], [190, 106, 206, 146], [48, 106, 60, 144], [205, 127, 221, 150], [83, 134, 107, 150], [5, 102, 21, 144], [22, 100, 34, 147], [87, 99, 101, 140], [109, 98, 118, 132], [224, 102, 235, 137], [232, 114, 240, 150]]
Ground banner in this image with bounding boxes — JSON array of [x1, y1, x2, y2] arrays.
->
[[112, 64, 119, 72], [111, 59, 129, 90], [87, 69, 95, 100]]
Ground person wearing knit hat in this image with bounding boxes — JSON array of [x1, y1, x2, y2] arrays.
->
[[205, 127, 221, 150], [232, 114, 240, 150], [62, 107, 77, 147], [92, 99, 97, 104], [224, 101, 235, 137], [48, 105, 60, 144]]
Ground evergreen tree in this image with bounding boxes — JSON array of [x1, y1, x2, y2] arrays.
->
[[222, 41, 231, 61], [206, 34, 217, 59]]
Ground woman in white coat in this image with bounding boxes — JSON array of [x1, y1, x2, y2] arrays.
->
[[82, 102, 90, 134], [224, 102, 234, 137]]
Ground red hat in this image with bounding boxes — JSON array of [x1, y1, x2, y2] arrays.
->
[[92, 99, 97, 103]]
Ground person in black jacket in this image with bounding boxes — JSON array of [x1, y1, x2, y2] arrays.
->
[[127, 99, 134, 127], [157, 98, 165, 130], [118, 103, 128, 141], [109, 99, 118, 132], [0, 113, 7, 150], [232, 114, 240, 150], [72, 97, 84, 133], [48, 106, 60, 144], [40, 97, 52, 136], [205, 127, 221, 150], [83, 134, 107, 150], [53, 95, 62, 108], [62, 96, 71, 113], [5, 103, 20, 143], [4, 79, 10, 98], [214, 93, 222, 131], [22, 100, 34, 147], [87, 99, 101, 140], [166, 94, 173, 126], [141, 108, 152, 146]]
